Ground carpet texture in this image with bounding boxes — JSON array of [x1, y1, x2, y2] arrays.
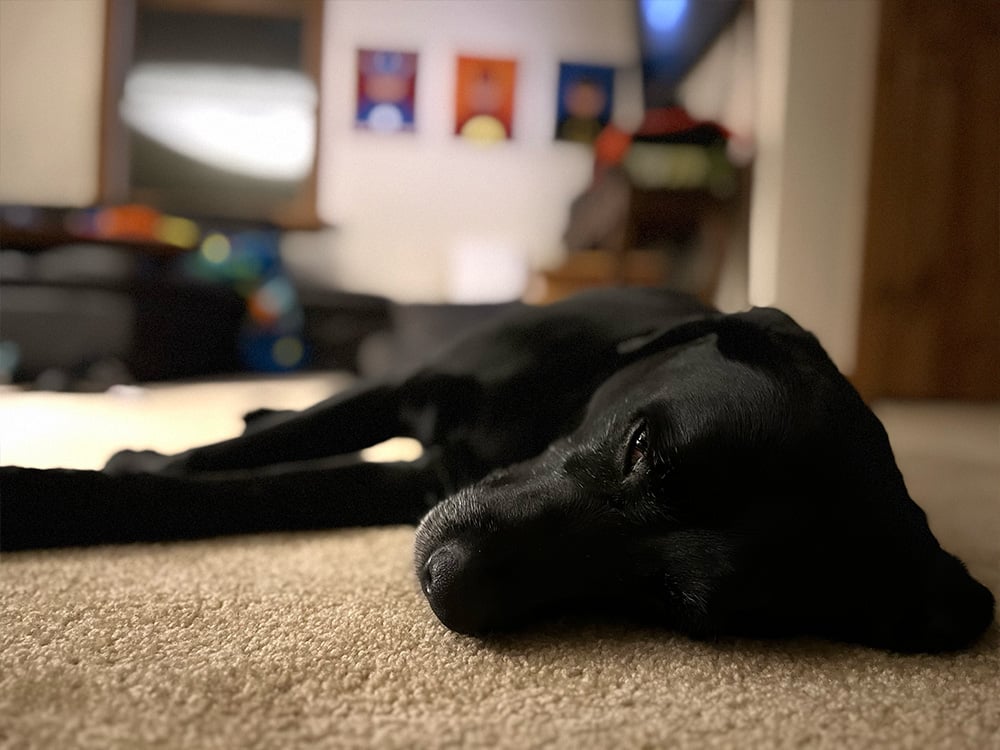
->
[[1, 382, 998, 749]]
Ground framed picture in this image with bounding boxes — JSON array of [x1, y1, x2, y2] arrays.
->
[[356, 49, 418, 133], [455, 55, 518, 144], [555, 62, 615, 144]]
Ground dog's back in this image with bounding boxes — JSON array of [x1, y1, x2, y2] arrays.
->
[[395, 288, 714, 469]]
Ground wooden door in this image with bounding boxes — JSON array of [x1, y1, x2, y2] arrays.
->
[[854, 0, 1000, 399]]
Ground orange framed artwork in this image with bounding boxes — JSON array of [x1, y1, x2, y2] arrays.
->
[[454, 56, 518, 144]]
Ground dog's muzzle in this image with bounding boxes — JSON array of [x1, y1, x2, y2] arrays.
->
[[415, 464, 620, 635]]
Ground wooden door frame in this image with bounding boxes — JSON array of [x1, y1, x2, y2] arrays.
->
[[853, 0, 1000, 400]]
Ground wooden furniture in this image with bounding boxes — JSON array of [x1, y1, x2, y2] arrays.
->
[[534, 183, 737, 305], [0, 207, 389, 384]]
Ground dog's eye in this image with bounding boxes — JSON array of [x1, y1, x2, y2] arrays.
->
[[625, 423, 648, 474]]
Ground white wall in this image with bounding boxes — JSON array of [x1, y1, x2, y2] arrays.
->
[[315, 0, 642, 302], [0, 0, 104, 206], [749, 0, 881, 373]]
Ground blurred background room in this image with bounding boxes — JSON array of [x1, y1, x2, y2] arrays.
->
[[0, 0, 997, 467]]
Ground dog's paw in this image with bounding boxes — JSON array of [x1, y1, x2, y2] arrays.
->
[[103, 449, 178, 476]]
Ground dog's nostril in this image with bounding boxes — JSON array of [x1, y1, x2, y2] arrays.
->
[[420, 559, 435, 595], [420, 543, 466, 597]]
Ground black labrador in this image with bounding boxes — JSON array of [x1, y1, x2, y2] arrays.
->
[[1, 288, 994, 652]]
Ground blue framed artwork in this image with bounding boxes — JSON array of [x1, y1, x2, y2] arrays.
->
[[555, 62, 615, 144], [356, 49, 418, 133]]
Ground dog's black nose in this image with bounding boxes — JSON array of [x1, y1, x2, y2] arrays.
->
[[419, 542, 492, 636]]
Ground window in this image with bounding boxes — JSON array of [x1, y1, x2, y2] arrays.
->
[[100, 0, 324, 227]]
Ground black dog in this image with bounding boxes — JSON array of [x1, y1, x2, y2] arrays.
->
[[1, 288, 994, 652]]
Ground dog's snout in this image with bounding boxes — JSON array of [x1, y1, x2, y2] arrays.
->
[[419, 542, 495, 636]]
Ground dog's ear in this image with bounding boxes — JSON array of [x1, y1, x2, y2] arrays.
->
[[804, 413, 997, 652], [837, 415, 995, 651], [786, 420, 996, 653], [616, 315, 723, 359], [904, 548, 996, 652], [819, 532, 996, 653], [615, 307, 821, 365], [720, 520, 996, 652]]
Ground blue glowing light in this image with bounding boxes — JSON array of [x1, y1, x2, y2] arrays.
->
[[641, 0, 689, 32]]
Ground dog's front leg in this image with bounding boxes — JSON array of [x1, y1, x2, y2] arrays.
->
[[0, 455, 441, 551], [105, 379, 407, 476]]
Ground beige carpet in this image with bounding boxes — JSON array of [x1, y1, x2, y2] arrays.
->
[[1, 378, 998, 749]]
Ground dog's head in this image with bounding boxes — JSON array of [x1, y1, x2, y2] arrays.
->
[[414, 308, 994, 652]]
